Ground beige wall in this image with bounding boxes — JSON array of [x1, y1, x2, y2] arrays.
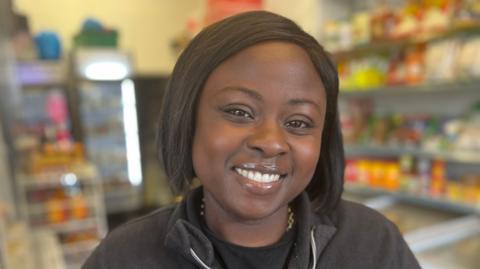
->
[[14, 0, 204, 75], [14, 0, 320, 75], [264, 0, 321, 38]]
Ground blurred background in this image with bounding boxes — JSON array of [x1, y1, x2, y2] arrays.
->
[[0, 0, 479, 268]]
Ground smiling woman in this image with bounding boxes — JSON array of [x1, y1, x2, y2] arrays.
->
[[83, 11, 421, 269], [192, 41, 325, 248]]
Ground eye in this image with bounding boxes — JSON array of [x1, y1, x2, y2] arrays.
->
[[222, 105, 254, 122], [226, 108, 252, 118], [285, 120, 311, 129]]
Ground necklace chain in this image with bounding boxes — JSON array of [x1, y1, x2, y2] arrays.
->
[[200, 199, 295, 232]]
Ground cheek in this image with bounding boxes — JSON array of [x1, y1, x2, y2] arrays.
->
[[293, 138, 322, 179], [192, 122, 244, 176]]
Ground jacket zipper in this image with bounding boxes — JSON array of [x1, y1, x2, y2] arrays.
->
[[190, 248, 212, 269], [310, 228, 317, 269]]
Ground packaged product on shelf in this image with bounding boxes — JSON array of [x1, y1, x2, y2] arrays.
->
[[392, 0, 422, 39], [26, 142, 85, 174], [323, 20, 353, 52], [404, 44, 426, 85], [370, 115, 395, 145], [421, 0, 455, 33], [346, 152, 480, 207], [345, 159, 359, 183], [430, 160, 447, 196], [417, 157, 432, 194], [455, 102, 480, 151], [425, 37, 461, 82], [387, 50, 407, 85], [456, 0, 480, 22], [340, 98, 373, 144], [459, 174, 480, 204], [26, 185, 91, 226], [370, 7, 399, 41], [70, 194, 89, 219], [323, 20, 341, 52], [46, 197, 69, 224], [17, 162, 106, 268], [351, 12, 372, 46], [455, 35, 480, 78], [342, 99, 480, 155], [58, 228, 98, 245], [340, 55, 390, 90], [387, 115, 423, 147]]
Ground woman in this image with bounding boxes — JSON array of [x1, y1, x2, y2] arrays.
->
[[83, 11, 420, 269]]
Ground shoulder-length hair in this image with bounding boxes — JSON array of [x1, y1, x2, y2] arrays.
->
[[158, 10, 344, 214]]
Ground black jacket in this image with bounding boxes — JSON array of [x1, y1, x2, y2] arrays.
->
[[83, 188, 420, 268]]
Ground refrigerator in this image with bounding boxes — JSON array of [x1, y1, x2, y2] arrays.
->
[[73, 48, 143, 214], [416, 233, 480, 269], [342, 187, 480, 269]]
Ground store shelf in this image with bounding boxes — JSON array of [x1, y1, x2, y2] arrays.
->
[[405, 215, 480, 253], [16, 60, 67, 87], [26, 196, 97, 214], [18, 165, 98, 189], [61, 239, 99, 256], [345, 145, 480, 164], [39, 217, 98, 233], [344, 184, 479, 215], [332, 21, 480, 60], [339, 79, 480, 98], [415, 232, 480, 269]]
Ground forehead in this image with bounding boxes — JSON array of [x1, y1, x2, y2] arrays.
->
[[202, 41, 325, 101]]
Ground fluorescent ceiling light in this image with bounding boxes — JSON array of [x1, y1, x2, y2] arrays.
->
[[84, 61, 128, 81]]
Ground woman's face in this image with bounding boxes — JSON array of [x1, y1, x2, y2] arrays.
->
[[193, 41, 326, 222]]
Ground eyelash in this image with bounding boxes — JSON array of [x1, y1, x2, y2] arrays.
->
[[285, 120, 312, 129], [223, 107, 313, 131], [224, 107, 254, 120]]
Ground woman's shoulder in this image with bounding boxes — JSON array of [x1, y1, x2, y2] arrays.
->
[[82, 205, 178, 268], [335, 199, 393, 227], [109, 205, 176, 239], [315, 199, 420, 268], [329, 199, 401, 239]]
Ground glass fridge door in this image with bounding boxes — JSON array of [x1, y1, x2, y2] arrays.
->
[[79, 79, 142, 214]]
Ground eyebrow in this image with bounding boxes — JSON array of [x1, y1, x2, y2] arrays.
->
[[216, 86, 263, 102], [217, 86, 324, 112], [288, 98, 323, 112]]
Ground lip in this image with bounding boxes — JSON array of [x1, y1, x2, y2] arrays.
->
[[234, 163, 288, 176], [232, 163, 288, 195]]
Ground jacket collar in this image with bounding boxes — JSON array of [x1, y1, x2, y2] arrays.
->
[[287, 190, 337, 269], [164, 187, 337, 269]]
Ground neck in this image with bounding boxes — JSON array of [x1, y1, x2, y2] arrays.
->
[[202, 193, 289, 247]]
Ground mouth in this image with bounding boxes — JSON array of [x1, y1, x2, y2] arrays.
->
[[234, 167, 286, 184]]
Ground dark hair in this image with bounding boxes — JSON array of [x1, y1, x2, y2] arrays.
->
[[158, 10, 344, 214]]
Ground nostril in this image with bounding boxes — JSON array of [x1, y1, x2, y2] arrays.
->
[[246, 131, 289, 157]]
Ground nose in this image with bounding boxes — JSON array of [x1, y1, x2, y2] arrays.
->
[[246, 120, 289, 157]]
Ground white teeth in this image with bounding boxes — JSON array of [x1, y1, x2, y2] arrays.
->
[[235, 168, 282, 183], [254, 172, 262, 181], [240, 169, 248, 178]]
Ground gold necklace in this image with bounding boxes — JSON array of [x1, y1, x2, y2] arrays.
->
[[200, 199, 295, 232]]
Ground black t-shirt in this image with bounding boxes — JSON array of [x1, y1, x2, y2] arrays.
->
[[202, 223, 296, 269]]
